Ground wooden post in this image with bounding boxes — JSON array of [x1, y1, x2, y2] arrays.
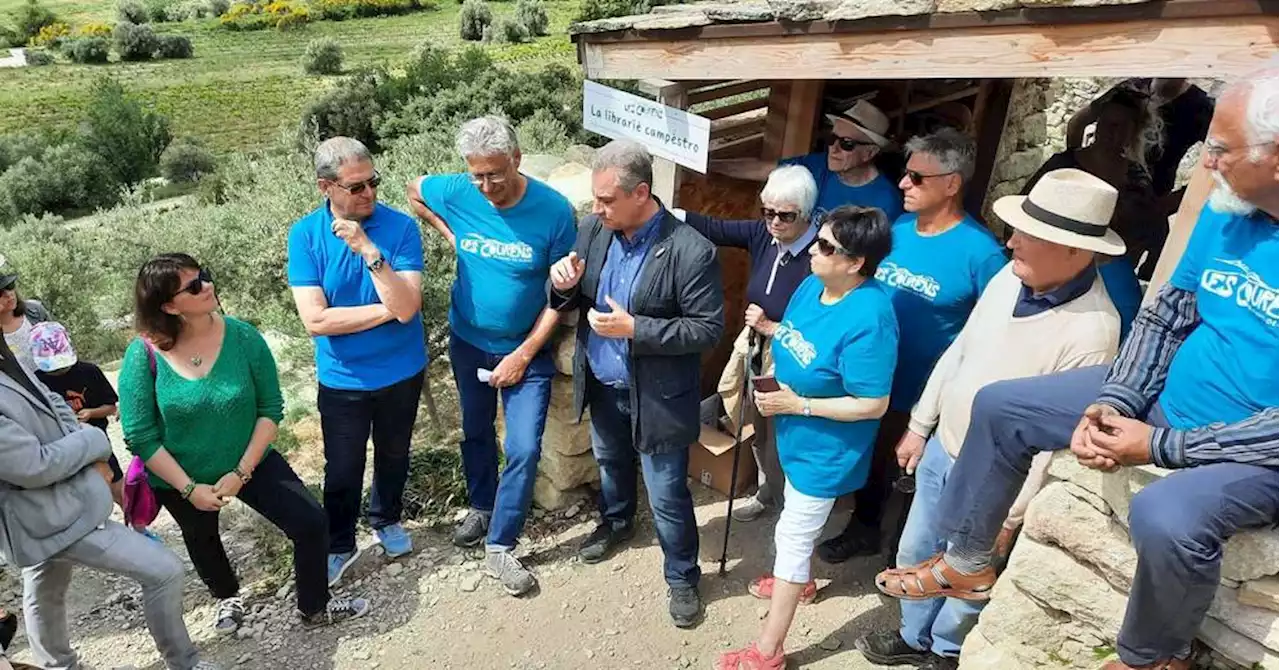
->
[[764, 80, 824, 161], [651, 80, 688, 207], [967, 79, 1014, 217], [1143, 161, 1214, 304]]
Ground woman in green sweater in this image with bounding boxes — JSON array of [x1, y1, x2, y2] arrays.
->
[[119, 253, 369, 636]]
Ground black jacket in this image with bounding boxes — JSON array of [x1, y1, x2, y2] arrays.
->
[[550, 208, 724, 454]]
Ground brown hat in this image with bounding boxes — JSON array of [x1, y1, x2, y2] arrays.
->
[[824, 100, 892, 148]]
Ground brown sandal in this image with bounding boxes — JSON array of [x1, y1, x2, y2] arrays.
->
[[874, 553, 996, 602]]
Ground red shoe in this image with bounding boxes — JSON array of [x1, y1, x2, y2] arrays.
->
[[715, 643, 786, 670], [748, 574, 817, 604]]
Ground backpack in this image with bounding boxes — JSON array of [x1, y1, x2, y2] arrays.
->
[[121, 339, 161, 528]]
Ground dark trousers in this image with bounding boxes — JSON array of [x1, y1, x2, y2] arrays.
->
[[318, 368, 425, 554], [589, 378, 700, 589], [155, 450, 330, 615], [851, 410, 911, 530], [937, 365, 1280, 665]]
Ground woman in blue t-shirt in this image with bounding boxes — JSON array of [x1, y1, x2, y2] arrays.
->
[[718, 206, 899, 670]]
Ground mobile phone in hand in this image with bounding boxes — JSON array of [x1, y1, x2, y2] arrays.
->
[[751, 376, 780, 393]]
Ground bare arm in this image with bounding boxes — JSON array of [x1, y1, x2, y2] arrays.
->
[[367, 266, 423, 324], [291, 286, 394, 337], [807, 394, 890, 422], [407, 176, 456, 248], [143, 447, 197, 491], [708, 158, 778, 183], [238, 417, 277, 474], [516, 307, 561, 361]]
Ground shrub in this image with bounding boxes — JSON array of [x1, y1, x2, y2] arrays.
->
[[299, 68, 385, 150], [482, 16, 527, 43], [514, 0, 547, 36], [117, 0, 149, 23], [207, 0, 230, 15], [301, 37, 342, 75], [457, 0, 490, 40], [74, 22, 114, 38], [219, 0, 309, 30], [0, 131, 58, 172], [160, 137, 216, 182], [311, 0, 434, 19], [154, 33, 192, 58], [79, 78, 172, 186], [28, 20, 67, 46], [0, 144, 118, 220], [67, 36, 111, 63], [113, 21, 158, 60], [145, 0, 171, 22], [12, 0, 57, 42], [23, 48, 54, 65], [0, 26, 20, 48], [516, 107, 569, 154]]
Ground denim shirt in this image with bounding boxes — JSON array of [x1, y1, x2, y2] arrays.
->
[[586, 208, 664, 388]]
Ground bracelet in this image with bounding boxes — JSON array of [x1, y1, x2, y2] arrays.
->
[[234, 466, 252, 483], [180, 482, 196, 500]]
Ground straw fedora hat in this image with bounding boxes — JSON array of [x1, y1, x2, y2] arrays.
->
[[993, 168, 1126, 256], [824, 100, 893, 149]]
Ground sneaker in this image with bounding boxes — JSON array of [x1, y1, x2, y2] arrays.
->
[[452, 510, 490, 548], [730, 495, 768, 522], [301, 596, 371, 628], [747, 574, 817, 604], [213, 596, 245, 636], [816, 518, 880, 564], [485, 549, 537, 596], [668, 586, 702, 628], [854, 630, 930, 667], [375, 523, 413, 559], [578, 523, 635, 564], [715, 643, 786, 670], [327, 549, 360, 587], [919, 654, 959, 670]]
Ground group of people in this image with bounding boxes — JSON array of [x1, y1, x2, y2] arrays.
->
[[0, 68, 1274, 670]]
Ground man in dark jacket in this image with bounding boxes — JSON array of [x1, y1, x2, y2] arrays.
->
[[549, 139, 725, 628]]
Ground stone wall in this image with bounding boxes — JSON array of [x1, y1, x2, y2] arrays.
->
[[960, 453, 1279, 670]]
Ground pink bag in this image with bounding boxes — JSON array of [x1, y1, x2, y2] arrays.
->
[[121, 339, 160, 528]]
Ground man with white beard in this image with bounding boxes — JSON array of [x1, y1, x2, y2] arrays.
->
[[871, 72, 1278, 670]]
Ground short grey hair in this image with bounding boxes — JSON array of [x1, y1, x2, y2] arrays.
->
[[904, 127, 977, 185], [1244, 75, 1279, 160], [591, 139, 653, 193], [314, 136, 372, 181], [456, 115, 520, 159], [759, 165, 818, 219]]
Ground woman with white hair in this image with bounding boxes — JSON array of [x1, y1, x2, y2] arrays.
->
[[675, 165, 821, 521]]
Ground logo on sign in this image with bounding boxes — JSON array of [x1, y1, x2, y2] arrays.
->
[[459, 233, 534, 263], [1201, 258, 1279, 327], [876, 261, 940, 300], [775, 322, 817, 368]]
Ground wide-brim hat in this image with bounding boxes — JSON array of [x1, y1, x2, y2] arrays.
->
[[993, 168, 1126, 256], [824, 99, 893, 149]]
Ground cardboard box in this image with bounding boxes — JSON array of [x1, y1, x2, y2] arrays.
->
[[688, 423, 757, 498]]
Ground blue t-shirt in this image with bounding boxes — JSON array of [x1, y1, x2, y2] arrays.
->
[[419, 174, 577, 355], [287, 202, 427, 391], [1159, 206, 1278, 429], [1097, 256, 1142, 342], [876, 213, 1006, 411], [782, 152, 904, 222], [772, 275, 899, 498]]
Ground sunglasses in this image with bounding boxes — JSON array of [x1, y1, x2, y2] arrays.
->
[[330, 171, 381, 195], [175, 269, 213, 298], [814, 238, 853, 257], [905, 169, 957, 186], [761, 208, 800, 224], [827, 132, 877, 152]]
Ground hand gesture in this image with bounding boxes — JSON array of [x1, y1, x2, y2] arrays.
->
[[587, 296, 635, 339], [895, 430, 928, 475], [76, 408, 94, 423], [212, 472, 245, 500], [550, 251, 586, 291], [1088, 414, 1155, 468], [332, 218, 375, 257], [753, 382, 801, 417], [744, 303, 776, 337], [489, 351, 530, 388], [1070, 403, 1121, 472], [188, 484, 226, 512]]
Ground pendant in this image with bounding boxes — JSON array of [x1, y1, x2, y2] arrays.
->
[[191, 355, 203, 367]]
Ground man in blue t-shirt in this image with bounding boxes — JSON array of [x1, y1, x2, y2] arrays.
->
[[711, 99, 904, 222], [407, 116, 577, 598], [871, 76, 1279, 670], [819, 128, 1006, 566], [288, 136, 427, 587]]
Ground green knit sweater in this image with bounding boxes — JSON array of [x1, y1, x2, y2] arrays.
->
[[119, 316, 284, 489]]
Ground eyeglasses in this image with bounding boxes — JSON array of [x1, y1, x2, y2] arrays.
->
[[330, 172, 381, 195], [827, 132, 877, 152], [814, 238, 853, 257], [761, 208, 800, 224], [468, 172, 509, 186], [174, 269, 213, 298], [905, 169, 957, 186], [1204, 140, 1275, 161]]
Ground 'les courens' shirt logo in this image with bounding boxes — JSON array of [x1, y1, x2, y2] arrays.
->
[[459, 233, 534, 263], [775, 322, 817, 368], [1201, 258, 1280, 327], [876, 261, 941, 300]]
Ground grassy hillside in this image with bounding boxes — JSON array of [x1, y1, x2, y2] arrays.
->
[[0, 1, 580, 153]]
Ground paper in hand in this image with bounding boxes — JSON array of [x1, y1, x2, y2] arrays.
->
[[477, 368, 493, 383]]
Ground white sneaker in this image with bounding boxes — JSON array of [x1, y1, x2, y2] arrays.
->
[[731, 495, 768, 522], [213, 595, 245, 636]]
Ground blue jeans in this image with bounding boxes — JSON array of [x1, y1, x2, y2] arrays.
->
[[936, 365, 1279, 665], [318, 368, 424, 555], [449, 332, 555, 549], [897, 436, 984, 657], [589, 378, 700, 589]]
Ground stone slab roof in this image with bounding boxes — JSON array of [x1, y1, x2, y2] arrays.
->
[[570, 0, 1158, 35]]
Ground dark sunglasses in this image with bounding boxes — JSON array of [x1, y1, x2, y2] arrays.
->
[[175, 269, 213, 298], [761, 208, 800, 224], [815, 238, 853, 257], [905, 169, 957, 186], [827, 132, 877, 152], [330, 171, 381, 195]]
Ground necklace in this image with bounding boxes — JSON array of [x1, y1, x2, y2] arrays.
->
[[190, 354, 204, 367]]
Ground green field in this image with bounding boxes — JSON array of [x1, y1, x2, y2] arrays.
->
[[0, 1, 581, 153]]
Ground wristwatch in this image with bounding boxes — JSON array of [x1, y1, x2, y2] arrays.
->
[[234, 466, 253, 484], [366, 254, 386, 273], [802, 398, 812, 418]]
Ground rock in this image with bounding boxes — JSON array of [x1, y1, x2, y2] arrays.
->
[[565, 503, 582, 519], [275, 583, 292, 599], [584, 648, 596, 659], [703, 1, 775, 22], [563, 145, 597, 167], [965, 572, 1070, 661], [386, 563, 404, 577], [545, 163, 593, 216], [1198, 616, 1280, 670], [519, 154, 567, 181], [1240, 578, 1280, 612], [1022, 482, 1137, 591], [1207, 584, 1279, 651], [353, 649, 372, 661], [818, 637, 842, 651], [460, 573, 483, 592], [552, 331, 577, 377], [756, 607, 768, 620], [1222, 529, 1280, 583], [825, 0, 934, 22], [1006, 538, 1128, 639], [632, 11, 712, 30], [538, 448, 600, 491], [936, 0, 1017, 10]]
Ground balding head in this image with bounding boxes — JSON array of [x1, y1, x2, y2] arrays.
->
[[1204, 73, 1279, 218]]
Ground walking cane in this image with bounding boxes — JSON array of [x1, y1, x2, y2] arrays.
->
[[718, 331, 760, 576]]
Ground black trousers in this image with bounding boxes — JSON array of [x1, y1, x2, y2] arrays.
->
[[154, 450, 330, 615]]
